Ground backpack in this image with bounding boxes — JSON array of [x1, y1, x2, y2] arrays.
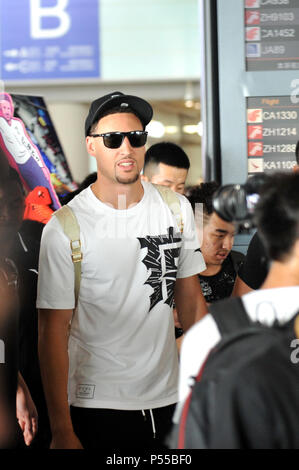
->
[[53, 184, 184, 307], [171, 296, 299, 449]]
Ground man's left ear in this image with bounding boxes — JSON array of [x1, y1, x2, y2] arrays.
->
[[86, 136, 96, 156], [141, 174, 149, 182]]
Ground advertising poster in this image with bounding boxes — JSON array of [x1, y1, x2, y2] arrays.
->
[[0, 92, 77, 223]]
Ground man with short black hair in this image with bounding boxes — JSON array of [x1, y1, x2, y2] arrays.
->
[[142, 142, 190, 194], [37, 91, 207, 449]]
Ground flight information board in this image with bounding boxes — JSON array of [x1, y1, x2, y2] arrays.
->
[[245, 0, 299, 71], [247, 95, 299, 176]]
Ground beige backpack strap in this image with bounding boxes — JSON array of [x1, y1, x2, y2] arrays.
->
[[53, 205, 82, 307], [153, 184, 184, 234]]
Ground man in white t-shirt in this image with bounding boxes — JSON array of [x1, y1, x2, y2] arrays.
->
[[176, 172, 299, 442], [37, 91, 207, 449]]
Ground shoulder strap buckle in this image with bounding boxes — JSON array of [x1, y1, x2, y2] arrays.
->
[[70, 239, 83, 263], [153, 184, 184, 234]]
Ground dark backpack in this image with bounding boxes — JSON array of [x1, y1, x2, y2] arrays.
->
[[171, 297, 299, 449]]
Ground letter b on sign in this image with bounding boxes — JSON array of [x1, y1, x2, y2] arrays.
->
[[30, 0, 71, 39]]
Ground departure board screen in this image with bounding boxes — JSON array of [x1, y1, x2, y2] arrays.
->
[[247, 96, 299, 176], [245, 0, 299, 71]]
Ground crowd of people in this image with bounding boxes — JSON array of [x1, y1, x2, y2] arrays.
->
[[0, 90, 299, 450]]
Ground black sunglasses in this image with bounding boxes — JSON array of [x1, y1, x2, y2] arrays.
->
[[89, 130, 148, 149]]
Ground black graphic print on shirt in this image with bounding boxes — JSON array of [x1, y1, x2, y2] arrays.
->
[[138, 226, 181, 311]]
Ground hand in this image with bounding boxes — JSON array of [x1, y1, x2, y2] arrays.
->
[[50, 430, 84, 449], [16, 373, 38, 446]]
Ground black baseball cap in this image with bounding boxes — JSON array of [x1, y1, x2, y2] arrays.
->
[[85, 91, 153, 136]]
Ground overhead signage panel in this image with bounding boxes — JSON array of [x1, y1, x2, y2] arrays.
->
[[0, 0, 100, 81], [245, 0, 299, 71], [247, 95, 299, 176]]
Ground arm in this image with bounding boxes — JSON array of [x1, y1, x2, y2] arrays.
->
[[174, 275, 207, 333], [16, 372, 38, 446], [175, 335, 184, 354], [38, 308, 83, 449], [231, 275, 253, 297]]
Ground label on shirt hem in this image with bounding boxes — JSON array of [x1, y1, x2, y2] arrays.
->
[[69, 392, 178, 410], [76, 384, 95, 399]]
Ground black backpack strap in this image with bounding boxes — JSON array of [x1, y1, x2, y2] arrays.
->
[[209, 297, 252, 336]]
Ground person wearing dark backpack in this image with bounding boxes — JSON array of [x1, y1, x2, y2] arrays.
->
[[171, 172, 299, 449]]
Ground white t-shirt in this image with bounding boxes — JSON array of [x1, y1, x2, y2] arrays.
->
[[177, 286, 299, 410], [37, 181, 206, 410]]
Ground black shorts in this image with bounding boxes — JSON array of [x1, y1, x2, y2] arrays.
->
[[70, 403, 176, 450]]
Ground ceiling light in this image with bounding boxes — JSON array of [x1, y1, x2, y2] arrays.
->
[[183, 124, 198, 134], [182, 122, 203, 136], [184, 100, 194, 108], [165, 125, 179, 134], [146, 120, 165, 138]]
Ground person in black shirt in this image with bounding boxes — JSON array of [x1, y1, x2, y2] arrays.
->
[[186, 182, 244, 304], [199, 251, 245, 303], [0, 162, 49, 447]]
